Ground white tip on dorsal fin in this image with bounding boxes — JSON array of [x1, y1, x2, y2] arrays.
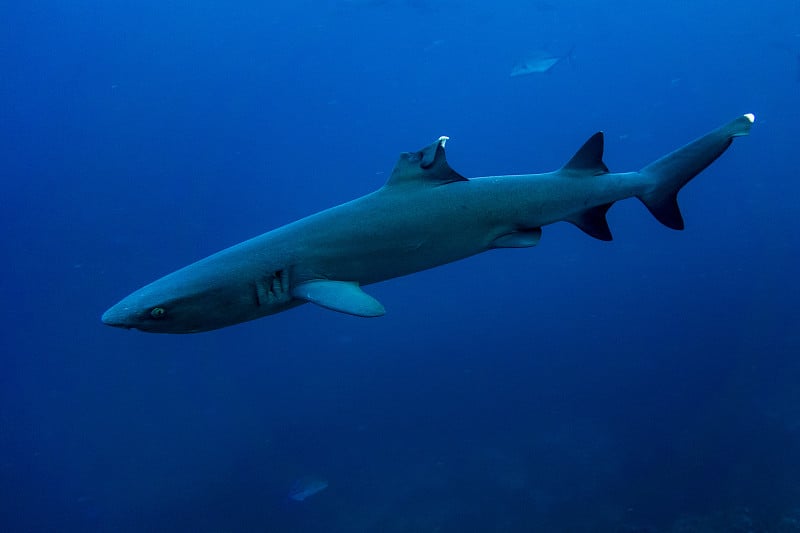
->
[[438, 136, 449, 148], [743, 113, 755, 123]]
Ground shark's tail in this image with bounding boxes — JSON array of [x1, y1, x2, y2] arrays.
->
[[638, 113, 754, 230]]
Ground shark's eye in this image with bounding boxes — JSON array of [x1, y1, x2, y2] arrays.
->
[[150, 307, 166, 319]]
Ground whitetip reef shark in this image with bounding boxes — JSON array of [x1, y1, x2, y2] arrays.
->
[[102, 114, 754, 333]]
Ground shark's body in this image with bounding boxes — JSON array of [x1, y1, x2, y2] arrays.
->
[[102, 114, 754, 333]]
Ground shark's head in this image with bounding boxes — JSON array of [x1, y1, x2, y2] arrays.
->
[[102, 257, 295, 333], [102, 288, 227, 334], [102, 280, 241, 334]]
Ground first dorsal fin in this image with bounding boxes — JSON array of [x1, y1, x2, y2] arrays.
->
[[385, 136, 468, 187], [561, 132, 609, 176]]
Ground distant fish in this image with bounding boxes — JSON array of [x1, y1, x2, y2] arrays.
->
[[796, 53, 799, 82], [510, 47, 574, 77], [288, 476, 328, 501], [768, 39, 800, 82]]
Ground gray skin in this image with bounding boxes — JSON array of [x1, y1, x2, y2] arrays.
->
[[102, 114, 753, 333]]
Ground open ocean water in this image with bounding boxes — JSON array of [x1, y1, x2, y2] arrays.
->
[[2, 1, 799, 531]]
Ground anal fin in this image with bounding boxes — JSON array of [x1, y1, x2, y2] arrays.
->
[[568, 203, 614, 241], [292, 280, 386, 317]]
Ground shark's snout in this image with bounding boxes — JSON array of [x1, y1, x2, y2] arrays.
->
[[101, 304, 133, 329]]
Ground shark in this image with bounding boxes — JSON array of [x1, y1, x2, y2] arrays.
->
[[102, 114, 754, 333]]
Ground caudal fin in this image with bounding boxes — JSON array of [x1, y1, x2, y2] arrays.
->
[[638, 113, 754, 230]]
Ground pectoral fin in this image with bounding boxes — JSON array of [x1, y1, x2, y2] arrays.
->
[[292, 280, 386, 317]]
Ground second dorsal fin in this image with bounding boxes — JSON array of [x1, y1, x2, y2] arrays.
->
[[561, 132, 609, 176]]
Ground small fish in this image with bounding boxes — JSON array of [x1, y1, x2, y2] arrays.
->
[[288, 476, 329, 501], [796, 53, 799, 82], [510, 47, 574, 77]]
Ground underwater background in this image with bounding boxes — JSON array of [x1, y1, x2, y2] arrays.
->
[[2, 0, 799, 531]]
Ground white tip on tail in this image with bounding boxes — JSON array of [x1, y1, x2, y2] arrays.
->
[[744, 113, 755, 123], [438, 136, 449, 148]]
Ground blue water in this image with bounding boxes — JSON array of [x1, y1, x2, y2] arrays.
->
[[2, 1, 799, 531]]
